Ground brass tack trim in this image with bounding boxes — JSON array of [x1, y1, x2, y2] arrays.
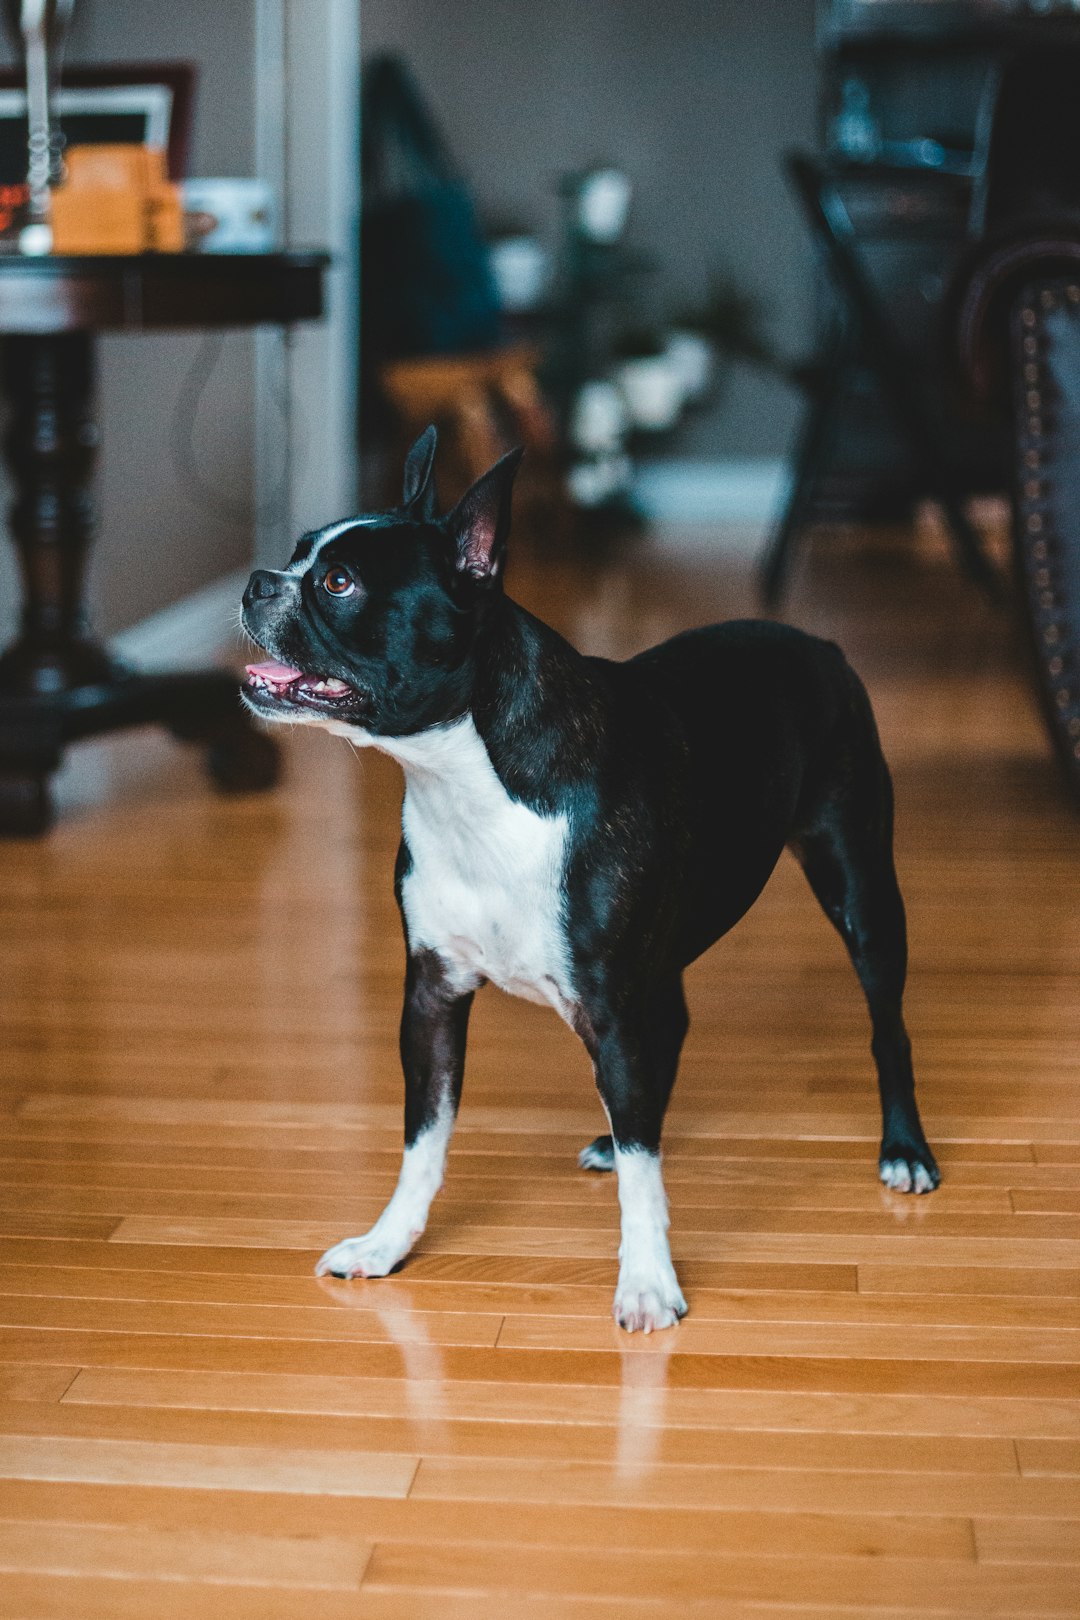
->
[[1049, 655, 1064, 676], [1028, 513, 1043, 531], [1070, 717, 1080, 738], [1022, 307, 1036, 325], [1045, 626, 1061, 645], [1041, 289, 1058, 310], [1025, 449, 1040, 468], [1056, 688, 1071, 709], [1026, 390, 1041, 410], [1033, 539, 1049, 560]]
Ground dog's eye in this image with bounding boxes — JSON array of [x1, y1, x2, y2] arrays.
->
[[322, 568, 355, 598]]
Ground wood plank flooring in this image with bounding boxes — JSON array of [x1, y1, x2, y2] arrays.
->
[[1, 521, 1079, 1615]]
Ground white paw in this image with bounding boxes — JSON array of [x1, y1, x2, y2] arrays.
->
[[879, 1157, 939, 1195], [314, 1232, 405, 1279], [613, 1273, 687, 1334]]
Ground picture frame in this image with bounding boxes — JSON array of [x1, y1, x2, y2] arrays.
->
[[0, 61, 197, 188]]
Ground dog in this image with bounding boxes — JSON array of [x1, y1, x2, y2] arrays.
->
[[240, 426, 939, 1332]]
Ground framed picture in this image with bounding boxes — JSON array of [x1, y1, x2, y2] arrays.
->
[[0, 61, 197, 188]]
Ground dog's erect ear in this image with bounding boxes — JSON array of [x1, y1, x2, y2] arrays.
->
[[402, 425, 438, 519], [446, 446, 524, 584]]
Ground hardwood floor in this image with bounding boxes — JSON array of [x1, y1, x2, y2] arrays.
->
[[0, 521, 1078, 1616]]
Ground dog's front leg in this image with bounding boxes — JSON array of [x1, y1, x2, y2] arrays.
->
[[315, 949, 474, 1279], [588, 1014, 687, 1334]]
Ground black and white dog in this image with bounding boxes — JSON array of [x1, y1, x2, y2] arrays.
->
[[240, 427, 939, 1332]]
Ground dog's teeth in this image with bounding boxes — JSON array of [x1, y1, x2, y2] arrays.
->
[[324, 678, 349, 694]]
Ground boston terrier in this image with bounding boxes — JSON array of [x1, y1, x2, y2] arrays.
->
[[240, 427, 939, 1333]]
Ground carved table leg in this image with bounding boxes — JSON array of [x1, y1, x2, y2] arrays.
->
[[0, 331, 278, 836], [0, 332, 114, 695], [0, 332, 109, 832]]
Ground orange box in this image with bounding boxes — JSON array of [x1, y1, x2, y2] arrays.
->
[[51, 145, 184, 254]]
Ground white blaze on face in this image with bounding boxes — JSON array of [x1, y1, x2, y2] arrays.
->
[[286, 515, 385, 577]]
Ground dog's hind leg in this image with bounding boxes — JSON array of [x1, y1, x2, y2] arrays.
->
[[316, 948, 474, 1279], [579, 978, 688, 1172], [791, 733, 939, 1195]]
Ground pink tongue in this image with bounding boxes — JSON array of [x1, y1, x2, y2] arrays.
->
[[246, 661, 304, 686]]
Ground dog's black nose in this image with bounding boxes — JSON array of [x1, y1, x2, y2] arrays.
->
[[244, 570, 280, 608]]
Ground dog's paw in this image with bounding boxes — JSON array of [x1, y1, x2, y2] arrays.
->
[[879, 1146, 940, 1195], [578, 1134, 615, 1172], [613, 1273, 687, 1334], [314, 1232, 404, 1279]]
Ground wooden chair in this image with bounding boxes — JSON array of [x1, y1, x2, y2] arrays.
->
[[380, 344, 561, 516]]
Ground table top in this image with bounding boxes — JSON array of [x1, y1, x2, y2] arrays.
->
[[0, 250, 328, 334]]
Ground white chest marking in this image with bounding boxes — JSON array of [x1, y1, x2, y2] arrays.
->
[[369, 718, 575, 1019]]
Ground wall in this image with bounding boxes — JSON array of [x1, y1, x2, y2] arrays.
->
[[360, 0, 818, 461], [0, 0, 259, 641]]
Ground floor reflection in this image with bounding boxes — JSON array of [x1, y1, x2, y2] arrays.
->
[[614, 1329, 676, 1480], [315, 1275, 452, 1448]]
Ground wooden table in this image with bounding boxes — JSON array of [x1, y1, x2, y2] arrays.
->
[[0, 251, 327, 835]]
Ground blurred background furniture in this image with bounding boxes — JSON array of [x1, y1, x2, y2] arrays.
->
[[0, 249, 326, 836], [950, 36, 1080, 803], [763, 0, 1014, 604], [380, 342, 559, 514], [765, 0, 1080, 801], [761, 153, 1000, 604]]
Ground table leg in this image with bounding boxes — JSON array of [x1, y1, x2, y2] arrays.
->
[[0, 331, 278, 836], [0, 332, 115, 695]]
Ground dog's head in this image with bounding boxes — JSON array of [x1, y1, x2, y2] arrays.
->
[[241, 427, 523, 736]]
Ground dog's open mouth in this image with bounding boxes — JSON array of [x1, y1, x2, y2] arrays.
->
[[245, 661, 361, 712]]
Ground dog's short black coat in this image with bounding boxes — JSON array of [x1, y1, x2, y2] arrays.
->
[[241, 428, 939, 1332]]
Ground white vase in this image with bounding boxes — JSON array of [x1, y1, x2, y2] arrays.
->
[[615, 354, 685, 432], [488, 235, 550, 312], [664, 330, 714, 403], [570, 380, 629, 454]]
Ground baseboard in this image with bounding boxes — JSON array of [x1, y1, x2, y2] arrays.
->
[[112, 569, 249, 670], [632, 457, 789, 526]]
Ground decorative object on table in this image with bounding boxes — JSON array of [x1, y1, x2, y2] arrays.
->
[[181, 177, 276, 254], [50, 143, 183, 253], [0, 59, 195, 247], [361, 53, 501, 429], [1, 0, 75, 252]]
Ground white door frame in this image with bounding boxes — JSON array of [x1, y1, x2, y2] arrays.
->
[[254, 0, 361, 564]]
